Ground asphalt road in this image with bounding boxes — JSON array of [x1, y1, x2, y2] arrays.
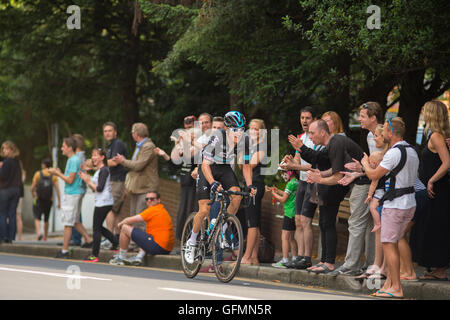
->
[[0, 253, 372, 300]]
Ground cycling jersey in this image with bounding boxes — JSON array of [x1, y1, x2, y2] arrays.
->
[[201, 129, 251, 165]]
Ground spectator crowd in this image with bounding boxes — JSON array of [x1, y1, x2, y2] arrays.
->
[[0, 100, 449, 299]]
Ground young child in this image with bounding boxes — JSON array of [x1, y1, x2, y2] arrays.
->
[[266, 170, 299, 268], [365, 151, 385, 233]]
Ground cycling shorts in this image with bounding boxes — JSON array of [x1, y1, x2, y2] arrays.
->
[[196, 164, 240, 200]]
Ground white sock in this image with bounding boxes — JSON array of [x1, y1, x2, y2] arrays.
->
[[119, 249, 127, 259], [188, 231, 199, 245], [282, 257, 289, 263], [136, 251, 146, 259], [61, 249, 69, 254], [292, 256, 298, 261], [222, 222, 228, 234]]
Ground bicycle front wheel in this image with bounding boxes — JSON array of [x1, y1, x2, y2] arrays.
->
[[211, 214, 244, 283], [180, 212, 202, 279]]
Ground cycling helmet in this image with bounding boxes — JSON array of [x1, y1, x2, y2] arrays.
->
[[224, 111, 246, 128]]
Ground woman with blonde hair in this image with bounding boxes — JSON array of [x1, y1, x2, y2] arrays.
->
[[239, 119, 267, 265], [410, 100, 450, 281], [0, 141, 23, 243], [322, 111, 345, 135]]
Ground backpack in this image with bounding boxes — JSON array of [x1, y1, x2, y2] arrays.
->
[[258, 235, 275, 263], [378, 144, 417, 205], [36, 170, 53, 201]]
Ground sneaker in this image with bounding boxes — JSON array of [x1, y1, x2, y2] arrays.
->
[[83, 255, 99, 263], [100, 239, 112, 250], [328, 265, 359, 277], [81, 241, 93, 248], [183, 241, 197, 264], [272, 259, 289, 269], [284, 256, 303, 269], [295, 257, 313, 270], [55, 251, 70, 259], [123, 255, 143, 266], [109, 256, 125, 265]]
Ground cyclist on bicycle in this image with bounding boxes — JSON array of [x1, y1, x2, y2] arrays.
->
[[184, 111, 257, 264]]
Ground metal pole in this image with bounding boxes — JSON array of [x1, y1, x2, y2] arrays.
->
[[51, 123, 58, 233]]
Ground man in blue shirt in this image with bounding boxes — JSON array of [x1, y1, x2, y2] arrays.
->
[[49, 137, 93, 258]]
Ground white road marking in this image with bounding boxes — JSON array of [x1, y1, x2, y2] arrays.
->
[[158, 287, 257, 300], [0, 266, 112, 281]]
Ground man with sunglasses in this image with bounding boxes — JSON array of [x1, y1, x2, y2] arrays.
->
[[109, 191, 174, 265], [184, 111, 257, 264]]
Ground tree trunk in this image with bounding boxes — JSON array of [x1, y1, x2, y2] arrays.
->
[[332, 53, 352, 132], [398, 69, 426, 145], [122, 1, 141, 142]]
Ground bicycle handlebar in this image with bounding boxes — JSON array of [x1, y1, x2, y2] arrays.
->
[[208, 189, 253, 206]]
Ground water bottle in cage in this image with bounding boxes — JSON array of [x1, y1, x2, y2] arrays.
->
[[206, 218, 216, 236]]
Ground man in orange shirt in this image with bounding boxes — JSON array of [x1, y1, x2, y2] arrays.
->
[[109, 191, 174, 266]]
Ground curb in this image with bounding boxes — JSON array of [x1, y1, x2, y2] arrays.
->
[[1, 243, 449, 300]]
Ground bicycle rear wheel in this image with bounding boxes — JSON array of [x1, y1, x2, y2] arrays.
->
[[180, 212, 202, 279], [211, 214, 244, 283]]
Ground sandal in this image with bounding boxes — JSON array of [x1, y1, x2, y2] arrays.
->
[[307, 263, 324, 272], [373, 291, 403, 299], [310, 264, 333, 274], [419, 272, 448, 281]]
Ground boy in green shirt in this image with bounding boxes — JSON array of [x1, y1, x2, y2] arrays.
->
[[267, 170, 299, 268]]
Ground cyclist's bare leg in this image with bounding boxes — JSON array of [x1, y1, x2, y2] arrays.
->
[[192, 199, 211, 234], [226, 186, 241, 215]]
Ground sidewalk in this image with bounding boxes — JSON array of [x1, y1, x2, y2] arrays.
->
[[1, 233, 449, 300]]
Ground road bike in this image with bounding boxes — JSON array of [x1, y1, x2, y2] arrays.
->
[[181, 189, 251, 283]]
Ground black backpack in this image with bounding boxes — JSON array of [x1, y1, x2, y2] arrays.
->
[[36, 170, 53, 201], [379, 144, 417, 205]]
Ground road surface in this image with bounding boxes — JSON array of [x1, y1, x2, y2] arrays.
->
[[0, 253, 373, 300]]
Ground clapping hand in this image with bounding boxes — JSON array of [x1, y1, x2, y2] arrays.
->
[[78, 171, 90, 182], [306, 168, 321, 184], [48, 167, 61, 175], [113, 154, 125, 164], [338, 171, 363, 186], [344, 158, 363, 173], [288, 134, 303, 151]]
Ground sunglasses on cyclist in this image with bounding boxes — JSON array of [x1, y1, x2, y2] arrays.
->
[[145, 197, 158, 201], [229, 127, 244, 132]]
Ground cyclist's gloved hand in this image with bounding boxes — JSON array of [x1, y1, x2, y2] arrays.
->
[[210, 181, 222, 193], [246, 184, 257, 196]]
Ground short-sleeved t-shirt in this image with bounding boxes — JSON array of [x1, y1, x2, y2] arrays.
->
[[106, 139, 128, 182], [139, 203, 174, 252], [379, 141, 419, 210], [64, 154, 84, 195], [283, 178, 299, 218], [327, 134, 370, 185]]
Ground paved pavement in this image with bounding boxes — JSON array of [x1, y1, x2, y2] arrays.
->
[[1, 233, 449, 300]]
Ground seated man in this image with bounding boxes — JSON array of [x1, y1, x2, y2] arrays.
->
[[109, 191, 174, 266]]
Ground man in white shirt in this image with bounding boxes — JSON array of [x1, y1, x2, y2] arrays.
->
[[196, 113, 213, 147], [362, 117, 419, 299]]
